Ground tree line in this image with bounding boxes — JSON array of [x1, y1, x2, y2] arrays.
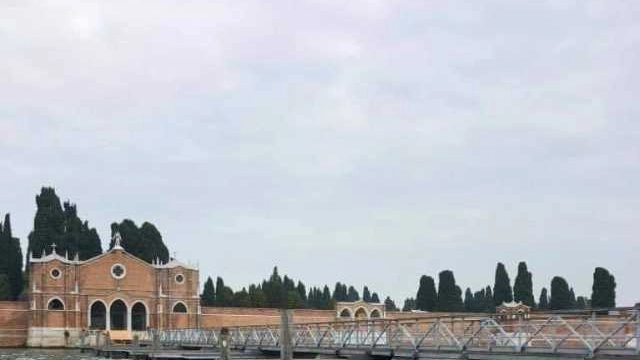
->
[[0, 187, 172, 300], [400, 261, 617, 313], [0, 187, 623, 312], [200, 266, 383, 309]]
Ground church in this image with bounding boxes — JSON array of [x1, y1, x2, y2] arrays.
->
[[26, 233, 200, 347]]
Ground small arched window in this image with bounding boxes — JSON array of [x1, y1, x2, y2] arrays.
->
[[172, 302, 187, 313], [48, 298, 65, 311]]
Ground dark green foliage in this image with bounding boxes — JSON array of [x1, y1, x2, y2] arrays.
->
[[248, 284, 266, 307], [464, 288, 473, 312], [333, 282, 348, 301], [569, 288, 577, 308], [591, 267, 616, 308], [485, 286, 496, 312], [576, 296, 587, 309], [233, 288, 251, 307], [363, 286, 371, 302], [493, 262, 513, 306], [215, 277, 234, 307], [263, 267, 285, 308], [436, 270, 463, 312], [470, 286, 494, 313], [538, 288, 549, 309], [371, 292, 380, 303], [61, 203, 102, 260], [402, 298, 416, 312], [550, 276, 572, 310], [384, 296, 398, 311], [416, 275, 437, 311], [0, 214, 23, 299], [200, 277, 216, 306], [347, 286, 359, 301], [27, 188, 102, 262], [286, 290, 305, 309], [513, 261, 535, 307], [110, 220, 169, 263], [323, 286, 335, 309], [296, 281, 307, 304], [0, 274, 10, 300]]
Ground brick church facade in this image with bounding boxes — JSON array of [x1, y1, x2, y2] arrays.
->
[[26, 233, 200, 347]]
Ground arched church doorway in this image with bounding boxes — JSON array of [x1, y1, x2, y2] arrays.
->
[[110, 300, 127, 330], [90, 301, 106, 330], [131, 302, 147, 331], [354, 307, 368, 319]]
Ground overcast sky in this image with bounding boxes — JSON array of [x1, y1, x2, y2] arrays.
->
[[1, 1, 639, 306]]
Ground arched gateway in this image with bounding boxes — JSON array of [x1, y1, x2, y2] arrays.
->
[[26, 233, 200, 347]]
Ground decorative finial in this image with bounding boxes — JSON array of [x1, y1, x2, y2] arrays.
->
[[51, 243, 57, 255], [65, 250, 68, 260], [112, 232, 123, 250]]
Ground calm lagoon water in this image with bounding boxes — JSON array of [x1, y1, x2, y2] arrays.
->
[[0, 349, 104, 360]]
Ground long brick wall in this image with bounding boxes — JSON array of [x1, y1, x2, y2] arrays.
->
[[200, 307, 336, 328], [0, 301, 29, 347]]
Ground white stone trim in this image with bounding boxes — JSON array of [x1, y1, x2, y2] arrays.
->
[[171, 300, 189, 314], [47, 296, 65, 311], [108, 298, 130, 332], [175, 273, 185, 284], [88, 299, 108, 329], [131, 300, 150, 331], [49, 267, 62, 280], [110, 263, 127, 280]]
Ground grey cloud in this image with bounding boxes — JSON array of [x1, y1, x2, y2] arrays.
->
[[1, 0, 639, 304]]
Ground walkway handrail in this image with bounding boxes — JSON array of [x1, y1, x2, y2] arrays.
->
[[146, 309, 639, 357]]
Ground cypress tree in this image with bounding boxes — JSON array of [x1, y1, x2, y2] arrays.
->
[[569, 288, 577, 309], [0, 214, 23, 299], [248, 284, 266, 307], [484, 286, 496, 313], [60, 202, 102, 260], [513, 261, 535, 307], [233, 288, 250, 307], [436, 270, 463, 312], [27, 188, 102, 262], [0, 275, 10, 301], [27, 188, 64, 260], [363, 286, 372, 302], [322, 286, 333, 309], [264, 267, 285, 308], [591, 267, 616, 308], [215, 277, 229, 306], [286, 290, 304, 309], [576, 296, 587, 309], [347, 286, 359, 301], [201, 277, 216, 306], [402, 298, 416, 312], [296, 281, 307, 303], [416, 275, 437, 311], [538, 288, 549, 309], [371, 292, 380, 303], [384, 296, 398, 311], [110, 220, 169, 263], [333, 282, 347, 301], [493, 262, 513, 306], [550, 276, 571, 310], [464, 288, 473, 312]]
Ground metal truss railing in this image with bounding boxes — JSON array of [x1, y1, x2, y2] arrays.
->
[[143, 310, 639, 357]]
